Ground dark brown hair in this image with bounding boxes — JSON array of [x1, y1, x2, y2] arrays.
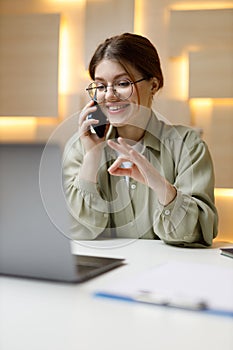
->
[[88, 32, 164, 90]]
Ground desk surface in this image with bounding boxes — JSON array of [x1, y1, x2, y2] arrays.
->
[[0, 239, 233, 350]]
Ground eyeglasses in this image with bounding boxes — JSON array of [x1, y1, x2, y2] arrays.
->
[[86, 78, 147, 103]]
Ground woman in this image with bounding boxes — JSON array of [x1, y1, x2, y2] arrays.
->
[[63, 33, 218, 247]]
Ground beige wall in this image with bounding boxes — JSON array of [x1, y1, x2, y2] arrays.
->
[[0, 13, 60, 117], [0, 0, 232, 241]]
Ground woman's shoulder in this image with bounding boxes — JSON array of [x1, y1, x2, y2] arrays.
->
[[151, 113, 203, 145]]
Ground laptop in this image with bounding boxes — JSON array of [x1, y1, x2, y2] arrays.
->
[[0, 143, 124, 283]]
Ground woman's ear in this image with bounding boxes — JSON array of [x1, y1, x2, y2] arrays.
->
[[151, 78, 159, 94]]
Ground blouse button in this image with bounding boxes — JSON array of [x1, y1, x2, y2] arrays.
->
[[131, 184, 136, 190], [164, 209, 171, 216]]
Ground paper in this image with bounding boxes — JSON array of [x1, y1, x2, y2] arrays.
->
[[95, 261, 233, 315]]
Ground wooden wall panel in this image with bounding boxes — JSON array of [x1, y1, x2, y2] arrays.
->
[[169, 9, 233, 57], [0, 14, 60, 116], [192, 103, 233, 187], [85, 0, 134, 68], [189, 50, 233, 98], [215, 192, 233, 242]]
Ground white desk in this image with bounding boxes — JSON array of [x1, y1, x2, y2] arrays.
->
[[0, 239, 233, 350]]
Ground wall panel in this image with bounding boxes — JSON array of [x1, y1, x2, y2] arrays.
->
[[169, 9, 233, 57], [85, 0, 134, 68], [189, 50, 233, 98], [0, 13, 60, 117], [192, 102, 233, 187]]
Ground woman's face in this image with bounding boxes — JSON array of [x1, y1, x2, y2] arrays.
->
[[94, 59, 153, 127]]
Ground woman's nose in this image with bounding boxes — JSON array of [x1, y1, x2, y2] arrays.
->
[[104, 85, 117, 100]]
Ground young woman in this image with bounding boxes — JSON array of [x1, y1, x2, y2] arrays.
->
[[63, 33, 218, 247]]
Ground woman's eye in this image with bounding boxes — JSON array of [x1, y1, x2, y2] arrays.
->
[[96, 84, 105, 91], [117, 81, 131, 88]]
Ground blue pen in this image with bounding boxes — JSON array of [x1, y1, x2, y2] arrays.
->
[[134, 290, 208, 311]]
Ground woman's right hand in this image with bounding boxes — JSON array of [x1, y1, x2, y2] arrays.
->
[[78, 100, 108, 153], [78, 100, 109, 183]]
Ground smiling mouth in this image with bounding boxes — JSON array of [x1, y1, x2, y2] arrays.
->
[[107, 104, 129, 112]]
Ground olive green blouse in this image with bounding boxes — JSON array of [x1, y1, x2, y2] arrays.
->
[[63, 112, 218, 247]]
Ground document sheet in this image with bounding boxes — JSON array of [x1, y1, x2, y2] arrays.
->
[[95, 261, 233, 315]]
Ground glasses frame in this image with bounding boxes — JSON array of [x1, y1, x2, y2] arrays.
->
[[86, 77, 147, 102]]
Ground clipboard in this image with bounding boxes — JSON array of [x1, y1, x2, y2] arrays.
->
[[94, 261, 233, 318], [220, 247, 233, 259]]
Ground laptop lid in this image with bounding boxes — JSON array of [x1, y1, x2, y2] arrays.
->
[[0, 143, 81, 282], [0, 143, 124, 282]]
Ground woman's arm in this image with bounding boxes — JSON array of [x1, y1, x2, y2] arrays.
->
[[63, 137, 110, 239], [107, 132, 218, 246], [62, 99, 111, 239], [153, 134, 218, 247]]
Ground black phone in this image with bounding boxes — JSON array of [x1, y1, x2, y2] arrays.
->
[[88, 101, 109, 138]]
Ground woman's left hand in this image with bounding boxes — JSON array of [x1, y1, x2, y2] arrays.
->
[[107, 137, 154, 186], [107, 137, 177, 206]]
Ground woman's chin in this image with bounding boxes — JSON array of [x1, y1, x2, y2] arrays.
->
[[110, 122, 126, 128], [108, 114, 134, 127], [107, 112, 134, 127]]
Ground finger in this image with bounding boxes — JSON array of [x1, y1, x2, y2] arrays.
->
[[107, 139, 121, 152], [108, 167, 132, 177], [128, 149, 151, 184], [127, 148, 146, 166], [116, 137, 134, 155], [108, 159, 132, 177], [79, 102, 97, 126], [107, 139, 131, 157], [78, 102, 99, 137], [108, 156, 132, 172], [117, 137, 132, 150], [79, 118, 99, 136], [79, 107, 97, 127]]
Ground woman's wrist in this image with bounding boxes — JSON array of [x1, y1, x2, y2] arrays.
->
[[162, 184, 177, 206], [79, 150, 102, 183], [150, 177, 177, 206]]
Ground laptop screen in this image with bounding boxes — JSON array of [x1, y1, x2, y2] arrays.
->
[[0, 143, 77, 281]]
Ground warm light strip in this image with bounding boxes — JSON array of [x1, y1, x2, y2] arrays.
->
[[36, 117, 59, 126], [212, 98, 233, 106], [215, 188, 233, 197], [0, 117, 37, 127], [59, 17, 69, 95], [171, 56, 189, 100], [190, 98, 233, 107], [190, 99, 213, 108], [134, 0, 144, 34], [0, 117, 59, 130], [48, 0, 84, 3], [170, 2, 233, 10], [0, 117, 38, 142], [180, 55, 189, 100]]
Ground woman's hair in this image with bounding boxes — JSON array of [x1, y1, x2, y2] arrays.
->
[[88, 32, 164, 90]]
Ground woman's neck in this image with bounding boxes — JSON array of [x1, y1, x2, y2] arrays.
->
[[116, 125, 145, 142]]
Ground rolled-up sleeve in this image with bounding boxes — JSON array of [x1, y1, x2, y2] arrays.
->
[[62, 138, 109, 239], [152, 129, 218, 247]]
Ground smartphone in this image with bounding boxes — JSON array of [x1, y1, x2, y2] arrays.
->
[[88, 101, 109, 138]]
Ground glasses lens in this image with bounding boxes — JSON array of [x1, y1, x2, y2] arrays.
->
[[87, 82, 105, 102], [113, 79, 133, 100]]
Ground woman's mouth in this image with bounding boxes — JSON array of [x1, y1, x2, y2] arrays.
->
[[103, 103, 135, 127], [107, 104, 129, 113]]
